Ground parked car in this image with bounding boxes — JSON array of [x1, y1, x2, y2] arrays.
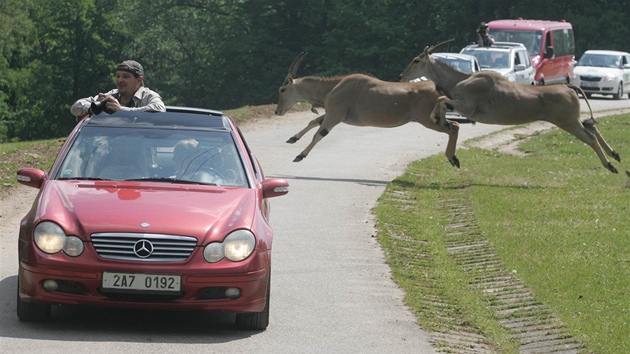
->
[[571, 50, 630, 99], [460, 42, 536, 85], [15, 107, 289, 330]]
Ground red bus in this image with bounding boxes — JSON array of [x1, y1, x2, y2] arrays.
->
[[487, 19, 575, 85]]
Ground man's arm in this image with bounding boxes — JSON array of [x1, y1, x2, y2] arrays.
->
[[70, 89, 118, 117]]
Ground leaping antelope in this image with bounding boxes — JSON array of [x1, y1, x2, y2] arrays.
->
[[399, 42, 621, 173], [283, 75, 461, 165]]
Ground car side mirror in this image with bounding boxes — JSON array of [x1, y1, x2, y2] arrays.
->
[[514, 64, 526, 72], [16, 168, 47, 189], [262, 178, 289, 198], [543, 46, 554, 59], [623, 64, 630, 69]]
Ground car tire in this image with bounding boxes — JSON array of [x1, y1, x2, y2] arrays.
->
[[16, 279, 51, 321], [613, 83, 623, 100], [235, 276, 270, 330]]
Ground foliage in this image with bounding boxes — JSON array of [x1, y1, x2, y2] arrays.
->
[[1, 0, 629, 142]]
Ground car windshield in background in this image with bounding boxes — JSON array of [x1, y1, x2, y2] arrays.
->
[[461, 49, 510, 69], [435, 57, 474, 73], [490, 29, 542, 56], [577, 54, 623, 68], [57, 126, 248, 187]]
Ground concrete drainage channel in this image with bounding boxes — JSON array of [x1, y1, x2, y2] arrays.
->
[[433, 189, 585, 353]]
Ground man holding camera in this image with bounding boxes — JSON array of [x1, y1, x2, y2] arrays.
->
[[477, 22, 495, 47], [70, 60, 165, 118]]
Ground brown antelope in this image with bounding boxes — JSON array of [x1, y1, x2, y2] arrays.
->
[[399, 42, 621, 173], [275, 53, 461, 165]]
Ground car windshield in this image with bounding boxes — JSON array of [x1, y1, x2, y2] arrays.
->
[[462, 49, 510, 69], [490, 29, 542, 56], [577, 53, 622, 68], [434, 57, 474, 73], [56, 126, 249, 187]]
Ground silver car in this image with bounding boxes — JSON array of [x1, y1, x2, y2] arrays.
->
[[571, 50, 630, 99], [460, 42, 536, 85]]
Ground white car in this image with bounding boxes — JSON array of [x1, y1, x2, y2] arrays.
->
[[460, 42, 536, 85], [572, 50, 630, 99]]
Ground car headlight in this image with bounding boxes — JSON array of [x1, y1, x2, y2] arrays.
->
[[203, 230, 256, 263], [604, 75, 616, 82], [34, 222, 84, 256]]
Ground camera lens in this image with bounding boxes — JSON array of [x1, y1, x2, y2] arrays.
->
[[90, 101, 105, 115]]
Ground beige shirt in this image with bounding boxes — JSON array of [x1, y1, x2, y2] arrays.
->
[[70, 86, 166, 117]]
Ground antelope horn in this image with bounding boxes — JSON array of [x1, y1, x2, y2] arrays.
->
[[427, 39, 455, 54], [284, 52, 308, 83]]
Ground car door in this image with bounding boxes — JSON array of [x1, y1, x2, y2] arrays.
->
[[623, 55, 630, 93], [514, 49, 533, 84]]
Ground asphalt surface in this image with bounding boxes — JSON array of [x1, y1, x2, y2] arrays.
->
[[0, 95, 626, 353]]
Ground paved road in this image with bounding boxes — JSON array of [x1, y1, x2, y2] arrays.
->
[[0, 95, 626, 353]]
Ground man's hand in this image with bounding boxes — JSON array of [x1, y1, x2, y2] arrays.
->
[[97, 93, 122, 113]]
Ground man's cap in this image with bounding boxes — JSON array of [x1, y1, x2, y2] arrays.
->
[[116, 60, 144, 77]]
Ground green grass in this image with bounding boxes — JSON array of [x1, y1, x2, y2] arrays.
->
[[0, 139, 63, 192], [375, 114, 630, 353]]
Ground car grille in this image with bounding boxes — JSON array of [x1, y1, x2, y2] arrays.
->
[[91, 233, 197, 262], [579, 76, 601, 82]]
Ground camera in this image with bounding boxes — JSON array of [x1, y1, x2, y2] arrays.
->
[[90, 93, 120, 115], [478, 24, 488, 36]]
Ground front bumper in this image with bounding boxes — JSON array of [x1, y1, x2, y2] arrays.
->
[[18, 247, 270, 313]]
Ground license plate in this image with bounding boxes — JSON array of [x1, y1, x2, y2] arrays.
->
[[102, 272, 181, 292], [582, 81, 599, 87]]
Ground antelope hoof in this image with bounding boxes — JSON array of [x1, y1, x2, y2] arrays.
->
[[450, 156, 460, 168], [293, 154, 306, 162], [287, 136, 299, 144], [606, 162, 618, 174], [612, 151, 621, 162]]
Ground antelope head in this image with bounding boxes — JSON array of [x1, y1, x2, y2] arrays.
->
[[275, 52, 308, 116], [399, 39, 454, 82]]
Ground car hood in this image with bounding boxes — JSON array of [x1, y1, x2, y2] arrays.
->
[[35, 180, 258, 243], [574, 66, 619, 76]]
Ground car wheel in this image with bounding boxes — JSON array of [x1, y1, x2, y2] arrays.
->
[[16, 278, 51, 321], [613, 82, 623, 100], [235, 276, 270, 330], [586, 93, 593, 99]]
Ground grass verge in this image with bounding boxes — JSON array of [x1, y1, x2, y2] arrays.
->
[[374, 114, 629, 353]]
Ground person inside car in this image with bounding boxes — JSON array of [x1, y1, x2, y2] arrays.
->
[[70, 60, 165, 118]]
